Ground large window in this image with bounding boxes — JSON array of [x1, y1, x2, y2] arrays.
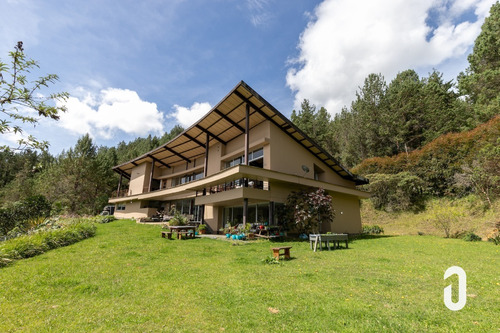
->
[[116, 203, 126, 211], [223, 203, 271, 226], [171, 171, 204, 186], [225, 148, 264, 169]]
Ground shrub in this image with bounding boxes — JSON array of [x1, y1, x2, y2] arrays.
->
[[361, 172, 427, 212], [261, 256, 282, 265], [462, 232, 482, 242], [99, 215, 116, 224], [362, 225, 384, 234], [168, 210, 188, 226], [0, 219, 96, 267], [0, 195, 52, 236], [487, 222, 500, 245]]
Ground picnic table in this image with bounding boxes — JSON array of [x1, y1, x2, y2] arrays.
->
[[309, 234, 348, 252], [168, 225, 197, 239]]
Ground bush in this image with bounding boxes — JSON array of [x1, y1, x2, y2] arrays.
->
[[0, 220, 96, 267], [168, 210, 188, 226], [487, 222, 500, 245], [0, 195, 52, 236], [462, 232, 482, 242], [361, 172, 427, 212], [362, 225, 384, 234], [98, 215, 116, 224]]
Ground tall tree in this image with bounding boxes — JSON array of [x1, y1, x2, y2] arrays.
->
[[458, 2, 500, 123], [0, 42, 68, 151]]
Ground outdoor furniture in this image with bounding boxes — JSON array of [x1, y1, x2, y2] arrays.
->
[[161, 231, 172, 239], [271, 246, 292, 260], [310, 234, 348, 252], [168, 225, 197, 240]]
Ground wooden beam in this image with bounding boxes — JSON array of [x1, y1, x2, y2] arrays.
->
[[184, 133, 206, 149], [148, 159, 154, 192], [113, 168, 130, 180], [163, 147, 191, 163], [195, 125, 227, 145], [214, 109, 245, 133], [147, 154, 171, 168]]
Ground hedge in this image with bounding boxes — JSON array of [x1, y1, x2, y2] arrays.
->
[[0, 221, 96, 267]]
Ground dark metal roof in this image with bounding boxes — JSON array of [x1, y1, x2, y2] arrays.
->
[[113, 81, 368, 185]]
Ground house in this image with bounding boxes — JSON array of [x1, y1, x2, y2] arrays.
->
[[108, 81, 369, 234]]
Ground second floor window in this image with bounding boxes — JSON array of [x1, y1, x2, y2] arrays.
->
[[225, 148, 264, 169]]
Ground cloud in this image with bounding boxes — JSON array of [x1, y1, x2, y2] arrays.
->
[[57, 88, 164, 139], [246, 0, 274, 26], [286, 0, 496, 114], [172, 102, 212, 128]]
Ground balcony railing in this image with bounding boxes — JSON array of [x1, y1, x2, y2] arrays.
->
[[196, 178, 269, 197]]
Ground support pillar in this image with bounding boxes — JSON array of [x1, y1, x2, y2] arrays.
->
[[245, 103, 250, 165], [243, 198, 248, 227], [204, 132, 209, 177], [269, 201, 274, 226], [149, 161, 155, 192]]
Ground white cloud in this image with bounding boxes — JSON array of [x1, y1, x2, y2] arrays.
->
[[286, 0, 496, 114], [246, 0, 274, 26], [57, 88, 164, 139], [172, 102, 212, 128]]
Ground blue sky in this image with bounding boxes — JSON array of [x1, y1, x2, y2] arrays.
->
[[1, 0, 496, 154]]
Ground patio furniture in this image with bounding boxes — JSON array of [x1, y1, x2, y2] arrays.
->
[[310, 234, 348, 252], [271, 246, 292, 260], [161, 231, 173, 239]]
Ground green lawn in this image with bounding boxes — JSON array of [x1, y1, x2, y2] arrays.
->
[[1, 220, 498, 332]]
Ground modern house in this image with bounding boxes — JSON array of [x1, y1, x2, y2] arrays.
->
[[109, 81, 369, 233]]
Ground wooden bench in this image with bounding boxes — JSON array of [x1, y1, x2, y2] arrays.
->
[[271, 246, 292, 260], [161, 231, 172, 239]]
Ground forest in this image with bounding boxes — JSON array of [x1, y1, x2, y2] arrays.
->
[[0, 3, 499, 234]]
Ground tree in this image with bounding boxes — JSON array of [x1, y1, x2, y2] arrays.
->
[[0, 41, 68, 151], [458, 2, 500, 123]]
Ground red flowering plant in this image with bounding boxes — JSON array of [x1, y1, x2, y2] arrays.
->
[[283, 188, 335, 234]]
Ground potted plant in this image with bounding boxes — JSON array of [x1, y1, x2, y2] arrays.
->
[[198, 224, 207, 234]]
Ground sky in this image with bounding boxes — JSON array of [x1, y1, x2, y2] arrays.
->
[[1, 0, 496, 154]]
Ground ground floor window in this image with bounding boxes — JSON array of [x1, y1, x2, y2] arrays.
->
[[116, 203, 126, 211], [167, 199, 202, 222], [223, 202, 282, 226]]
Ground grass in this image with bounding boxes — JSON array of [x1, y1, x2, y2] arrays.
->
[[0, 220, 499, 332], [361, 195, 500, 238]]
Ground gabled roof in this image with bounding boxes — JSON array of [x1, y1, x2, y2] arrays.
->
[[113, 81, 368, 185]]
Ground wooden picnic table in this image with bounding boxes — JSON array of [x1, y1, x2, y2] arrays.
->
[[309, 234, 348, 252], [168, 225, 197, 239]]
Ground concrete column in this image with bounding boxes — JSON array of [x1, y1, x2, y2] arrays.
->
[[245, 103, 249, 165], [204, 132, 209, 177], [269, 201, 274, 225], [243, 198, 248, 227], [149, 161, 155, 192]]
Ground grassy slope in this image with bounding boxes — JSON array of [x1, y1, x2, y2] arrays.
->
[[0, 220, 498, 332], [361, 196, 500, 238]]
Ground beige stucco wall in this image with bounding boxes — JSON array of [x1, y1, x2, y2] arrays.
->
[[207, 143, 223, 176], [129, 163, 150, 196], [269, 123, 355, 188], [203, 204, 221, 232], [114, 201, 156, 219], [326, 192, 362, 234]]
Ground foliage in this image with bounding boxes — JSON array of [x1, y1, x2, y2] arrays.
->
[[0, 195, 51, 236], [354, 116, 500, 198], [362, 225, 384, 234], [361, 172, 426, 212], [283, 188, 334, 234], [487, 221, 500, 245], [168, 209, 188, 226], [462, 232, 482, 242], [0, 42, 68, 152], [458, 2, 500, 123], [198, 224, 207, 231], [261, 255, 282, 265], [426, 202, 468, 238], [98, 215, 116, 224], [0, 218, 96, 267]]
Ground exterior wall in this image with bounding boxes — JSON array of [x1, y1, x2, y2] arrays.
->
[[327, 193, 362, 234], [129, 163, 150, 196], [114, 201, 156, 219], [203, 205, 220, 232], [207, 143, 223, 176], [269, 123, 355, 188]]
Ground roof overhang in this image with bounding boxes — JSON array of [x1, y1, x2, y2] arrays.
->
[[112, 81, 368, 185]]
